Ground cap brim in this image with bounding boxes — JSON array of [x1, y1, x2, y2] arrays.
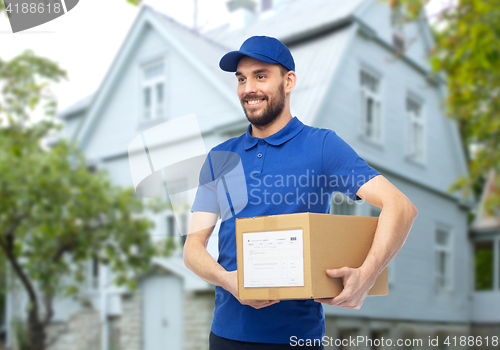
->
[[219, 51, 280, 72]]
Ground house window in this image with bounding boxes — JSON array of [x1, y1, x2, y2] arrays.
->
[[406, 96, 425, 162], [166, 213, 188, 246], [474, 240, 494, 291], [180, 212, 188, 245], [370, 206, 395, 284], [338, 329, 359, 350], [141, 60, 165, 121], [166, 214, 178, 238], [435, 226, 452, 292], [90, 256, 99, 289], [166, 179, 189, 246], [390, 5, 405, 52], [331, 192, 357, 216], [401, 330, 417, 350], [360, 69, 382, 143], [370, 206, 382, 217], [369, 330, 389, 350]]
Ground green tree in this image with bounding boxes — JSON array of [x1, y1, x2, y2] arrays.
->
[[385, 0, 500, 217], [0, 50, 171, 350]]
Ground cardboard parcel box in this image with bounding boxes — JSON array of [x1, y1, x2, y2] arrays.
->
[[236, 212, 388, 300]]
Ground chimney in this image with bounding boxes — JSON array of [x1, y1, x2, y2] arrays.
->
[[226, 0, 257, 30]]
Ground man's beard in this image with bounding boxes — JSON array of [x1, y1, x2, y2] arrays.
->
[[241, 84, 286, 127]]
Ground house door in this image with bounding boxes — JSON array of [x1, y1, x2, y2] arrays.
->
[[143, 273, 183, 350]]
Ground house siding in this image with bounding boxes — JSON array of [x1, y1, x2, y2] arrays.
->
[[315, 29, 467, 195], [310, 23, 470, 324], [322, 173, 470, 323]]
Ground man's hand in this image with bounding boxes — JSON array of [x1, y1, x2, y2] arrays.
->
[[222, 270, 280, 309], [313, 266, 376, 310]]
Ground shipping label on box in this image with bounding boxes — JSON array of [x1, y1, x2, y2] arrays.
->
[[243, 229, 304, 288]]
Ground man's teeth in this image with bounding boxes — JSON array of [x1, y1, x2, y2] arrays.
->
[[247, 100, 264, 105]]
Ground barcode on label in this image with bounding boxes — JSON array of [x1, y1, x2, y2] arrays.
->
[[290, 237, 296, 241]]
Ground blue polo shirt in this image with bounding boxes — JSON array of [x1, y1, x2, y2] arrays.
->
[[191, 116, 380, 344]]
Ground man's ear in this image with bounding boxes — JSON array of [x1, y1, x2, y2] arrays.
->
[[285, 71, 297, 93]]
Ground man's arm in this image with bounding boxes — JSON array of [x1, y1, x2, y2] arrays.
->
[[183, 211, 226, 285], [183, 211, 279, 309], [314, 175, 418, 309]]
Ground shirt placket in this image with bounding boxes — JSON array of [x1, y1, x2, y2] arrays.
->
[[253, 140, 269, 173]]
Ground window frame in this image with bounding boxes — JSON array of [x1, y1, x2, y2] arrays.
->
[[164, 209, 189, 248], [164, 178, 190, 248], [359, 67, 383, 145], [473, 235, 500, 292], [330, 192, 358, 216], [139, 56, 168, 124], [390, 4, 406, 52], [434, 223, 454, 293], [370, 206, 395, 285], [406, 94, 426, 164]]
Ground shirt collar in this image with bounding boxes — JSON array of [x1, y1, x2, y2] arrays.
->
[[243, 116, 305, 150]]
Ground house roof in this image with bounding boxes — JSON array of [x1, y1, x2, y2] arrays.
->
[[148, 6, 237, 93], [58, 1, 366, 133], [471, 169, 500, 231], [59, 0, 443, 135], [151, 257, 212, 291], [288, 25, 354, 125], [205, 0, 366, 47], [58, 93, 94, 120], [149, 1, 360, 127]]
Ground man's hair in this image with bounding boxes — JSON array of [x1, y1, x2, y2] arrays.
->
[[278, 63, 290, 77]]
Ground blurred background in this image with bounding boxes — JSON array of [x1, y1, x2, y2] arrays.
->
[[1, 0, 499, 349]]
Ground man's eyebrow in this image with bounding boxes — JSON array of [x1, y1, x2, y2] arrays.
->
[[252, 68, 270, 74], [235, 68, 271, 77]]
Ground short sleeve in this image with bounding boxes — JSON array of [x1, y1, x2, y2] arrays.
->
[[190, 152, 220, 215], [322, 130, 380, 200]]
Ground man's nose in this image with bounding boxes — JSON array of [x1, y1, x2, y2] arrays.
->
[[243, 79, 257, 95]]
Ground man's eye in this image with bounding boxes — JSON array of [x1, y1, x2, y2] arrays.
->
[[257, 75, 265, 79], [238, 77, 246, 82]]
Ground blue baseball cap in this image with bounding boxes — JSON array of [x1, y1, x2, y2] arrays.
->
[[219, 36, 295, 72]]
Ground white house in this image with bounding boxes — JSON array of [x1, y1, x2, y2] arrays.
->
[[6, 0, 494, 349]]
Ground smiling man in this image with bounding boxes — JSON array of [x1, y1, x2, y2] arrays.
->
[[183, 36, 418, 350]]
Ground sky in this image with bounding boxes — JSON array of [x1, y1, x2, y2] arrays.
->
[[0, 0, 449, 118]]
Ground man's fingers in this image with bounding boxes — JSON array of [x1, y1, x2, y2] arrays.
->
[[330, 288, 353, 306], [314, 287, 352, 306], [244, 300, 280, 309], [326, 267, 350, 278], [313, 298, 331, 304]]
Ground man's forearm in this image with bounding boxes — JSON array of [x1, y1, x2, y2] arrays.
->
[[360, 198, 417, 280], [183, 238, 228, 288]]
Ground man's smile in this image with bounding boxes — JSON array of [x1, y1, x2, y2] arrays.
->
[[245, 99, 266, 108]]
